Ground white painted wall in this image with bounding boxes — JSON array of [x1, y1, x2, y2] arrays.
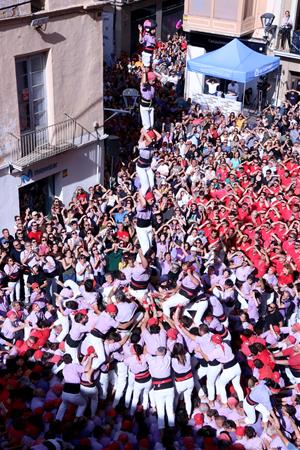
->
[[0, 140, 103, 231], [184, 45, 206, 99]]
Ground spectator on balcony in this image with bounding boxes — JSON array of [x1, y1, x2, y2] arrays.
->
[[206, 78, 219, 95], [227, 80, 239, 98], [279, 10, 293, 50]]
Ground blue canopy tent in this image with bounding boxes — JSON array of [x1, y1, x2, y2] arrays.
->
[[187, 38, 280, 108]]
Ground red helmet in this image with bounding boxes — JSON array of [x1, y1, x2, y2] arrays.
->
[[106, 304, 118, 314], [211, 334, 223, 345], [145, 191, 154, 202], [147, 72, 156, 82]]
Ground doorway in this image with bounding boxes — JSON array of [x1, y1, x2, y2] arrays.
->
[[19, 174, 55, 217]]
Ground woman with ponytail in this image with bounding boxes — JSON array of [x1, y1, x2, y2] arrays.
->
[[124, 343, 152, 414], [171, 343, 194, 418]]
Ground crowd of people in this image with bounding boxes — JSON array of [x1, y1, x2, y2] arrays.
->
[[1, 25, 300, 450]]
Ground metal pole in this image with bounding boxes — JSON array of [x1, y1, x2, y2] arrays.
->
[[242, 82, 246, 112], [275, 66, 281, 106], [110, 156, 114, 189]]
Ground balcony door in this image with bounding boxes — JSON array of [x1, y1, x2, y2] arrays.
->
[[16, 53, 48, 134]]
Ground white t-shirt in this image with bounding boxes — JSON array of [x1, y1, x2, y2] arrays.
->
[[206, 80, 219, 94]]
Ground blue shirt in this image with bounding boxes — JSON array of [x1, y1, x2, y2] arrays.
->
[[113, 212, 127, 224]]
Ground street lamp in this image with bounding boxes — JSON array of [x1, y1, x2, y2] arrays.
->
[[104, 88, 139, 123], [260, 13, 276, 41], [122, 88, 139, 110]]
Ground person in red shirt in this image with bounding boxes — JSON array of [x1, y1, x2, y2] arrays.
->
[[13, 335, 39, 357], [27, 222, 42, 244], [277, 266, 295, 287], [274, 344, 300, 382]]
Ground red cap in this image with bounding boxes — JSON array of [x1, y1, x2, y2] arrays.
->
[[124, 445, 133, 450], [139, 438, 150, 449], [34, 350, 43, 360], [34, 407, 44, 415], [288, 335, 296, 344], [87, 346, 96, 355], [145, 191, 154, 201], [7, 310, 16, 319], [273, 325, 280, 334], [183, 436, 194, 449], [147, 130, 156, 140], [167, 328, 178, 340], [235, 426, 245, 437], [292, 323, 300, 331], [147, 317, 159, 327], [76, 309, 88, 315], [273, 372, 281, 382], [31, 282, 39, 289], [147, 72, 156, 82], [106, 304, 118, 314], [122, 419, 132, 431], [219, 433, 231, 442], [194, 413, 204, 425], [118, 433, 128, 444], [107, 407, 117, 417], [211, 334, 223, 344], [52, 384, 63, 395]]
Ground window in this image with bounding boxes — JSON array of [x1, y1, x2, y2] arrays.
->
[[31, 0, 45, 13], [243, 0, 254, 19], [213, 0, 238, 21], [189, 0, 211, 17], [16, 53, 47, 133]]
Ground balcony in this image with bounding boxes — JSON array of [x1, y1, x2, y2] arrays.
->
[[0, 1, 32, 19], [183, 0, 257, 37], [10, 118, 96, 170]]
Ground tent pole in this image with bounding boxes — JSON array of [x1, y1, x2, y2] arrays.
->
[[275, 66, 280, 107], [242, 82, 246, 112]]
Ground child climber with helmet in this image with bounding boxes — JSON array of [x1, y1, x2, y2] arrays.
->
[[138, 19, 157, 69]]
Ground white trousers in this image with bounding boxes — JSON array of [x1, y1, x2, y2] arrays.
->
[[175, 377, 194, 417], [153, 387, 175, 430], [196, 363, 208, 398], [56, 391, 87, 421], [128, 287, 148, 304], [80, 384, 98, 417], [142, 51, 152, 68], [112, 362, 128, 407], [140, 105, 154, 130], [216, 363, 244, 404], [136, 225, 152, 255], [130, 379, 152, 414], [162, 293, 190, 317], [8, 281, 21, 303], [99, 372, 109, 399], [125, 371, 135, 408], [81, 334, 106, 370], [136, 165, 154, 196], [54, 310, 70, 343], [207, 363, 222, 401], [23, 274, 30, 301], [184, 300, 208, 326], [243, 398, 271, 424]]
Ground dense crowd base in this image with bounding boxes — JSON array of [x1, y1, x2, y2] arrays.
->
[[0, 32, 300, 450]]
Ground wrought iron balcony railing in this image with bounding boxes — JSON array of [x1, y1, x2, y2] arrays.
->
[[10, 118, 95, 170]]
